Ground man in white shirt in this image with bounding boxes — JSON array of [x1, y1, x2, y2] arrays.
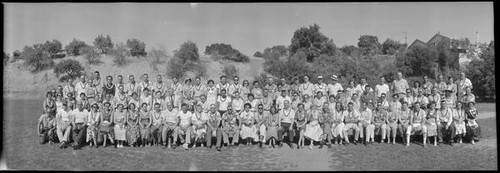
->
[[342, 102, 361, 144], [216, 89, 232, 116], [216, 75, 230, 95], [162, 102, 179, 149], [173, 104, 193, 150], [152, 75, 166, 98], [139, 73, 152, 97], [276, 89, 291, 111], [278, 100, 295, 148], [228, 76, 242, 99], [456, 72, 473, 101], [358, 102, 373, 146], [70, 102, 89, 149], [375, 76, 390, 99], [355, 78, 372, 94], [392, 72, 410, 100], [327, 75, 343, 98], [75, 75, 88, 102], [125, 75, 140, 97]]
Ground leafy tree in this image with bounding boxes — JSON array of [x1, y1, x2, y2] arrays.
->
[[253, 51, 264, 57], [289, 24, 336, 62], [174, 41, 199, 63], [339, 45, 359, 57], [205, 43, 249, 62], [53, 59, 85, 82], [126, 38, 147, 57], [466, 42, 495, 100], [20, 46, 55, 73], [65, 39, 88, 56], [451, 38, 471, 49], [358, 35, 382, 56], [395, 46, 438, 77], [381, 39, 406, 55], [262, 45, 288, 60], [93, 34, 114, 54], [111, 43, 130, 66], [80, 46, 102, 65], [264, 51, 313, 82], [41, 40, 63, 56]]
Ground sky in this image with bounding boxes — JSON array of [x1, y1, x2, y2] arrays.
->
[[4, 2, 494, 56]]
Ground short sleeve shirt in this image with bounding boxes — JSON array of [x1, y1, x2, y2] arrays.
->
[[163, 109, 179, 124], [178, 111, 193, 126]]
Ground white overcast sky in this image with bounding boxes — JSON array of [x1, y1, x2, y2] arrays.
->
[[3, 2, 494, 56]]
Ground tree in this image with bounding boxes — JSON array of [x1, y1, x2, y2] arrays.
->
[[395, 46, 438, 77], [111, 43, 130, 66], [174, 41, 200, 62], [466, 43, 495, 100], [262, 45, 288, 60], [41, 40, 63, 56], [53, 59, 85, 82], [254, 51, 264, 58], [339, 45, 359, 57], [358, 35, 382, 56], [20, 46, 55, 73], [126, 38, 147, 57], [65, 39, 88, 56], [221, 64, 239, 81], [382, 39, 406, 55], [205, 43, 249, 62], [93, 34, 114, 54], [289, 24, 336, 62], [80, 46, 102, 65], [264, 51, 313, 82]]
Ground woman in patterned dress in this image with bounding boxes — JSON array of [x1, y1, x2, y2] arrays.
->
[[113, 103, 128, 148], [266, 105, 280, 148], [139, 102, 152, 147], [240, 103, 258, 145], [465, 102, 481, 144], [425, 101, 438, 146], [86, 103, 100, 147], [453, 101, 467, 144], [295, 103, 307, 149], [126, 103, 141, 147]]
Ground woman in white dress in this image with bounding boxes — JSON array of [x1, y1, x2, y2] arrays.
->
[[240, 103, 258, 145], [113, 103, 127, 148], [304, 104, 323, 149]]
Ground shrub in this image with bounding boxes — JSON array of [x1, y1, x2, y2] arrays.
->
[[358, 35, 382, 56], [205, 43, 250, 62], [221, 64, 239, 81], [20, 46, 55, 73], [466, 43, 495, 100], [40, 40, 63, 57], [382, 39, 407, 55], [147, 48, 168, 71], [111, 43, 130, 67], [80, 46, 102, 65], [174, 41, 199, 62], [65, 39, 88, 56], [253, 51, 264, 58], [264, 51, 314, 82], [262, 45, 288, 59], [93, 34, 114, 54], [289, 24, 336, 62], [126, 38, 147, 57], [53, 59, 85, 82]]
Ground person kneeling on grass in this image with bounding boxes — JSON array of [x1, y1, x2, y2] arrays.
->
[[38, 106, 57, 145], [173, 104, 194, 150], [56, 102, 72, 148], [70, 101, 89, 150], [406, 102, 427, 147], [113, 103, 128, 148], [191, 104, 208, 148], [98, 102, 115, 148]]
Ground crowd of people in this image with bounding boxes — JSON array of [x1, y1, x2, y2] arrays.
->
[[38, 70, 482, 151]]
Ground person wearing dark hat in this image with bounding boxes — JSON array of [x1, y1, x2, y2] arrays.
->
[[70, 101, 89, 150], [276, 89, 291, 111], [113, 103, 127, 148], [56, 101, 72, 148], [327, 75, 343, 98], [86, 103, 100, 148]]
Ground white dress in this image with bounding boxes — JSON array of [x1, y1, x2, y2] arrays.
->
[[240, 111, 258, 140], [304, 110, 323, 141]]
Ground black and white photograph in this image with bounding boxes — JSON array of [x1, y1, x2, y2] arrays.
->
[[2, 2, 496, 171]]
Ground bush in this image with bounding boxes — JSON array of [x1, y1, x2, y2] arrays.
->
[[262, 45, 288, 59], [382, 39, 407, 55], [111, 43, 130, 67], [20, 46, 55, 73], [39, 40, 63, 57], [80, 46, 102, 65], [126, 38, 147, 57], [53, 59, 85, 82], [254, 51, 264, 58], [65, 39, 88, 56], [221, 64, 239, 81], [174, 41, 199, 62], [147, 48, 168, 71], [466, 43, 495, 100], [205, 43, 250, 62], [289, 24, 336, 62], [358, 35, 382, 56], [166, 57, 206, 79], [264, 51, 314, 82], [93, 34, 114, 54]]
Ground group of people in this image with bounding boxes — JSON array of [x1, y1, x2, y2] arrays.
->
[[38, 70, 482, 151]]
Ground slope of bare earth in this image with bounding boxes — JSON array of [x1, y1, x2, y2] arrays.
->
[[3, 55, 265, 100]]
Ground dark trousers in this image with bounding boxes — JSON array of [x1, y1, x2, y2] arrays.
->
[[278, 122, 294, 143], [437, 122, 455, 143], [72, 124, 87, 146], [39, 128, 57, 144]]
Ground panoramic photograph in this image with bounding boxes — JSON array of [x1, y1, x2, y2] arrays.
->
[[2, 2, 496, 171]]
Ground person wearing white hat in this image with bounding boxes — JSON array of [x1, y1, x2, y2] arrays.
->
[[327, 75, 343, 98], [314, 76, 328, 97]]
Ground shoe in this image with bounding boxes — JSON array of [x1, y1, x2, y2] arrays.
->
[[364, 141, 367, 146], [327, 143, 332, 148], [450, 143, 454, 146], [319, 144, 324, 149], [172, 144, 177, 149], [297, 145, 300, 149], [216, 147, 221, 151], [423, 144, 427, 148], [279, 143, 283, 148], [353, 140, 358, 145], [370, 141, 374, 145], [288, 142, 293, 149], [162, 145, 167, 149], [59, 141, 66, 148], [183, 143, 189, 150], [259, 143, 263, 148], [271, 142, 275, 148]]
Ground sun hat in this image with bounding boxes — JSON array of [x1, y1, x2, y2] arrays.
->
[[331, 75, 338, 81]]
